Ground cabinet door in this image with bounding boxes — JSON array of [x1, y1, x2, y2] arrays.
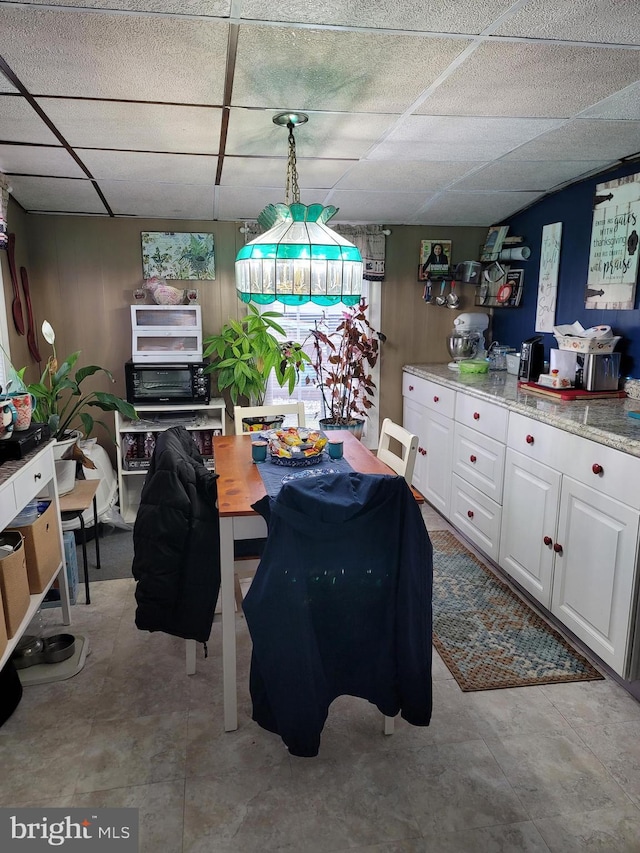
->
[[424, 409, 454, 518], [499, 449, 560, 608], [403, 395, 428, 495], [552, 476, 640, 677]]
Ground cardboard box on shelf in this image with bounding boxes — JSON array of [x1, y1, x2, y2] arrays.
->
[[7, 502, 62, 595], [0, 587, 8, 658], [0, 533, 30, 638]]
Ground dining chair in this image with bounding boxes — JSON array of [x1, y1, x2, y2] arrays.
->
[[233, 402, 306, 434], [376, 417, 419, 484]]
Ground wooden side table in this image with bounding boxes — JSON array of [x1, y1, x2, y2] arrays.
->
[[58, 479, 101, 605]]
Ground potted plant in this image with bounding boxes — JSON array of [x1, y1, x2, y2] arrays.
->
[[306, 298, 382, 440], [28, 320, 138, 445], [203, 304, 309, 424]]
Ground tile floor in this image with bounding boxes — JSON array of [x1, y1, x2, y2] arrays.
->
[[1, 506, 640, 852]]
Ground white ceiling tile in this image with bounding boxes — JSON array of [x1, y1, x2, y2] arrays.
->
[[0, 95, 60, 144], [503, 119, 640, 162], [0, 7, 228, 102], [369, 116, 565, 161], [580, 82, 640, 120], [417, 191, 544, 226], [216, 186, 328, 221], [451, 160, 612, 192], [0, 144, 85, 178], [220, 157, 354, 189], [416, 41, 640, 118], [233, 25, 471, 113], [335, 160, 484, 192], [226, 109, 397, 160], [37, 99, 222, 154], [79, 150, 217, 183], [496, 0, 640, 45], [240, 0, 515, 34], [0, 77, 18, 94], [7, 175, 107, 213], [99, 180, 214, 219], [14, 1, 230, 12], [328, 190, 430, 224]]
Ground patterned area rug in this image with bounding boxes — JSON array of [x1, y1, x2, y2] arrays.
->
[[431, 530, 603, 691]]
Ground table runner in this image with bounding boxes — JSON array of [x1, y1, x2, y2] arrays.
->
[[250, 434, 353, 497]]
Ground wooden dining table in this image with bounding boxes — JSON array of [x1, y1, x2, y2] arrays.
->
[[212, 429, 422, 732]]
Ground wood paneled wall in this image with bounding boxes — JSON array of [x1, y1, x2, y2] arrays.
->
[[3, 200, 488, 461]]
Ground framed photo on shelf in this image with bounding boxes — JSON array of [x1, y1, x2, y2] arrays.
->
[[418, 239, 452, 280], [141, 231, 216, 280]]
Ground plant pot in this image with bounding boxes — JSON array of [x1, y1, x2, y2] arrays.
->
[[319, 417, 365, 441]]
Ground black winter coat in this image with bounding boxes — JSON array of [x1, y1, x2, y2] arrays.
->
[[132, 426, 220, 643], [243, 472, 433, 757]]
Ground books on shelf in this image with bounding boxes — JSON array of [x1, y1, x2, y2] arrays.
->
[[480, 225, 509, 262]]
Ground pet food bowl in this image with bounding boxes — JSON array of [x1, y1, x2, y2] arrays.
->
[[11, 634, 75, 669]]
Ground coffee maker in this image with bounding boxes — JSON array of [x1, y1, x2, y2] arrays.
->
[[519, 336, 544, 382]]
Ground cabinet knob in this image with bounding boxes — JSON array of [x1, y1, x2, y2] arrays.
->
[[592, 463, 603, 475], [473, 412, 480, 420], [469, 455, 477, 463], [526, 434, 534, 445], [409, 385, 414, 391], [553, 542, 563, 554], [467, 510, 474, 519], [543, 535, 552, 546], [433, 395, 439, 403]]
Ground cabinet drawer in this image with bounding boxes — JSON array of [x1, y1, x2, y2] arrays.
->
[[507, 411, 570, 471], [13, 451, 54, 508], [561, 434, 640, 511], [455, 394, 508, 442], [450, 473, 502, 562], [0, 482, 18, 531], [453, 423, 505, 503], [402, 372, 455, 418]]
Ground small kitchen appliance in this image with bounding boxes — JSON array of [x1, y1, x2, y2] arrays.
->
[[125, 360, 210, 405], [446, 312, 489, 370], [578, 352, 621, 392], [518, 336, 544, 382]]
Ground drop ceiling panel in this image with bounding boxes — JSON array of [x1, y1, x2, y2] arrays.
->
[[418, 191, 544, 226], [0, 144, 86, 178], [0, 96, 61, 145], [225, 109, 397, 160], [38, 100, 222, 154], [495, 0, 640, 45], [369, 116, 565, 161], [417, 41, 640, 118], [233, 25, 471, 113], [503, 119, 640, 162], [216, 186, 328, 221], [452, 160, 612, 192], [328, 191, 430, 224], [240, 0, 515, 34], [580, 82, 640, 120], [99, 180, 214, 219], [79, 150, 217, 184], [14, 1, 230, 13], [220, 157, 353, 189], [0, 7, 228, 102], [7, 175, 107, 213], [334, 160, 484, 192]]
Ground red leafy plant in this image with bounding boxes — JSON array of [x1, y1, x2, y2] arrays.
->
[[306, 298, 382, 425]]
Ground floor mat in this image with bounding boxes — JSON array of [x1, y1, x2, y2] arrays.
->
[[430, 530, 604, 691]]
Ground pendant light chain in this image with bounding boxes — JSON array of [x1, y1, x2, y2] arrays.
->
[[285, 121, 301, 205]]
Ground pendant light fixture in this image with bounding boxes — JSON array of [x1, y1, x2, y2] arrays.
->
[[235, 112, 363, 306]]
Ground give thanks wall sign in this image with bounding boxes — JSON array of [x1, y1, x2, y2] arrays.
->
[[586, 172, 640, 310]]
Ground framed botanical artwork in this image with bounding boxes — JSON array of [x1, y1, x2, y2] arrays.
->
[[418, 239, 452, 280], [141, 231, 215, 280], [585, 171, 640, 310]]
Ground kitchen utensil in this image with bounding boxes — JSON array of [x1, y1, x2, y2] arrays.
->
[[7, 234, 25, 336], [454, 261, 482, 284], [458, 358, 489, 374], [20, 266, 42, 361], [446, 332, 480, 363], [446, 280, 459, 308], [435, 280, 447, 305]]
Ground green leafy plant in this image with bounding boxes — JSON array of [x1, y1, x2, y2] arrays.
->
[[28, 320, 138, 440], [203, 305, 309, 412], [306, 298, 382, 425]]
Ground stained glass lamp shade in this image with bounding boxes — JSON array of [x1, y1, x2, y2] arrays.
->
[[235, 113, 363, 306]]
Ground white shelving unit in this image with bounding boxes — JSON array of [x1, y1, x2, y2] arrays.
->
[[115, 400, 225, 524]]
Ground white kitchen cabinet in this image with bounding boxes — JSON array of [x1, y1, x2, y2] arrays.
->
[[450, 472, 502, 562], [115, 400, 225, 524]]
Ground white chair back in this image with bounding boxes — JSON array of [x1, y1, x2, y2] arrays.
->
[[377, 418, 418, 483], [233, 402, 306, 435]]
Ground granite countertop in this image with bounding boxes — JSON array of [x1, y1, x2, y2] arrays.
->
[[403, 363, 640, 458]]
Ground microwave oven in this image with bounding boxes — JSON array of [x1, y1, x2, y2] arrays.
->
[[125, 360, 210, 405]]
